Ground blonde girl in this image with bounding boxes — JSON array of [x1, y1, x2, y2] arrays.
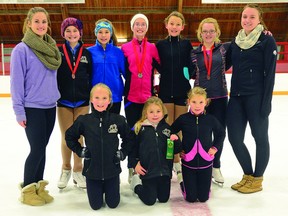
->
[[130, 96, 181, 206], [66, 83, 134, 210], [171, 87, 225, 202], [191, 17, 231, 185]]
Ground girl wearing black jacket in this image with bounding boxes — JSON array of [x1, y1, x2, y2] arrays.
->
[[130, 96, 181, 206], [66, 83, 134, 210], [171, 87, 225, 202], [57, 17, 92, 189], [156, 11, 193, 189]]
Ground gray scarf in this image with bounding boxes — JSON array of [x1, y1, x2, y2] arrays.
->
[[235, 24, 264, 50], [22, 28, 61, 70]]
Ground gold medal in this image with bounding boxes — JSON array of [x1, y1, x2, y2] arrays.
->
[[138, 73, 143, 78]]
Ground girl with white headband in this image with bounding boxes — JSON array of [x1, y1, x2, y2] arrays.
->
[[121, 13, 161, 183]]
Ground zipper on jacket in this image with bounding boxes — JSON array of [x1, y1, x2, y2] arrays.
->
[[196, 116, 200, 167], [103, 51, 106, 82], [99, 116, 104, 180], [170, 42, 174, 98], [155, 130, 163, 176]]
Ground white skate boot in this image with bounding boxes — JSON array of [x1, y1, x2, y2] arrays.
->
[[212, 168, 224, 187], [72, 171, 86, 189], [57, 169, 71, 189]]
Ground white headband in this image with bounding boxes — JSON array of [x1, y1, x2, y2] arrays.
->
[[130, 13, 149, 31]]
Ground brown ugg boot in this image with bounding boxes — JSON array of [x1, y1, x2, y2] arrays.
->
[[37, 180, 54, 203], [231, 174, 253, 190], [237, 176, 263, 194], [19, 183, 45, 206]]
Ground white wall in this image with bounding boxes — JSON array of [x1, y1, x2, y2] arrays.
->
[[0, 76, 10, 94]]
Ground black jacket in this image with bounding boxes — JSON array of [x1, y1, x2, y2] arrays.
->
[[57, 41, 92, 107], [131, 118, 181, 180], [226, 33, 277, 117], [156, 36, 193, 99], [171, 112, 225, 169], [66, 110, 134, 180]]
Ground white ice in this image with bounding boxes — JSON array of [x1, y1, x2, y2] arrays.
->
[[1, 96, 288, 216]]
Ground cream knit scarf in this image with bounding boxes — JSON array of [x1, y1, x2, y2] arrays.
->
[[22, 28, 61, 70], [235, 24, 264, 50]]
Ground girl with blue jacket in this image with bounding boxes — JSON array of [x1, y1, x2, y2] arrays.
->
[[88, 19, 125, 114]]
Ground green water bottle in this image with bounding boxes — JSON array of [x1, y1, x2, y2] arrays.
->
[[166, 139, 174, 159]]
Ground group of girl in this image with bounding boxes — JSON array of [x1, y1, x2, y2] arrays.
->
[[10, 3, 277, 211]]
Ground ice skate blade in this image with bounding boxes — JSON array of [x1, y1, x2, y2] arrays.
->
[[212, 178, 224, 187]]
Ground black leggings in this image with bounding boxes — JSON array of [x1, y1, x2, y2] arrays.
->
[[23, 107, 56, 186], [135, 176, 171, 206], [124, 98, 144, 168], [86, 176, 120, 210], [206, 97, 227, 168], [182, 165, 212, 202], [226, 94, 270, 177]]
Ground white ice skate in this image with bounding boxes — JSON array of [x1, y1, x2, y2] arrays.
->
[[212, 168, 224, 187]]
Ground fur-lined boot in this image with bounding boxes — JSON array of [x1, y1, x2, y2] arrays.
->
[[37, 180, 54, 203], [19, 183, 45, 206]]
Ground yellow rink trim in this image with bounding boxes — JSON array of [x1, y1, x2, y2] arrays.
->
[[273, 91, 288, 95], [0, 93, 11, 97], [1, 91, 288, 98]]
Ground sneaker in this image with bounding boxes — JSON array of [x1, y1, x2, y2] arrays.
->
[[73, 172, 86, 189], [128, 168, 134, 184], [212, 168, 224, 183], [57, 169, 71, 189]]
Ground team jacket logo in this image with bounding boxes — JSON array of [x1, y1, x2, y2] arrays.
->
[[162, 128, 171, 137], [80, 56, 88, 63], [108, 124, 118, 133]]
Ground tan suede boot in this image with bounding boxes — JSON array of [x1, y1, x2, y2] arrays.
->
[[238, 176, 263, 194], [37, 180, 54, 203], [19, 183, 45, 206], [231, 174, 253, 190]]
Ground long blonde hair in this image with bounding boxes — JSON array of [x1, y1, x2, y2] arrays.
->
[[23, 7, 51, 35], [134, 96, 167, 134]]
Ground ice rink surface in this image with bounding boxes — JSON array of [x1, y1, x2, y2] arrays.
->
[[1, 96, 287, 216]]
